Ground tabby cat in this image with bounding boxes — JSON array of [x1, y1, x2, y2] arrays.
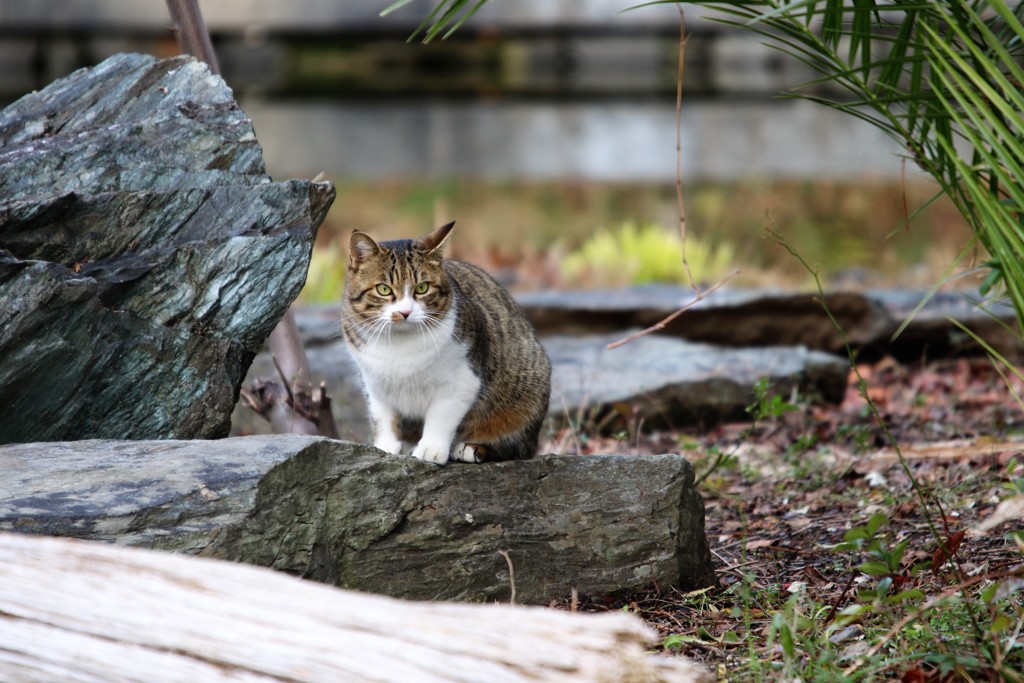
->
[[342, 221, 551, 465]]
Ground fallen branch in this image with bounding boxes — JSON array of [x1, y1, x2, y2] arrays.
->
[[0, 532, 711, 683]]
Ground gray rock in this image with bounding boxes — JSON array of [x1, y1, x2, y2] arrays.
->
[[546, 333, 848, 429], [0, 256, 247, 443], [0, 53, 267, 199], [0, 436, 312, 552], [515, 286, 1021, 358], [516, 286, 887, 352], [870, 289, 1022, 360], [0, 436, 717, 603], [0, 53, 335, 442], [231, 329, 848, 438]]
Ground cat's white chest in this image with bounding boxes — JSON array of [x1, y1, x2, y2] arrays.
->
[[349, 310, 479, 418]]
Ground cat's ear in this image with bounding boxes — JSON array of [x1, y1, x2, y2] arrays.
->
[[418, 221, 455, 254], [349, 231, 381, 268]]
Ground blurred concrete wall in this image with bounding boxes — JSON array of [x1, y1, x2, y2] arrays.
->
[[0, 0, 909, 181]]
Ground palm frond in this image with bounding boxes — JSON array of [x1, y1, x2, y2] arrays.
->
[[381, 0, 487, 43], [393, 0, 1024, 330], [692, 0, 1024, 330]]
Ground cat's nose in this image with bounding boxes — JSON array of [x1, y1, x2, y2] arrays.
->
[[394, 309, 413, 320]]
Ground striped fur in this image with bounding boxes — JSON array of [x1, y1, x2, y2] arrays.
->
[[342, 222, 551, 464]]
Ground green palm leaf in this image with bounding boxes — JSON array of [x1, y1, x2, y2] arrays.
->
[[396, 0, 1024, 331]]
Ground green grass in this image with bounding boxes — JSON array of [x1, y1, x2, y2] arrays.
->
[[648, 431, 1024, 682], [559, 220, 735, 288]]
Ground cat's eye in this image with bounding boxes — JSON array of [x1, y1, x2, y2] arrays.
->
[[375, 284, 392, 296], [415, 282, 430, 295]]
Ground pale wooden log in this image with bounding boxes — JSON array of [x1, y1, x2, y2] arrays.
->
[[0, 533, 710, 683]]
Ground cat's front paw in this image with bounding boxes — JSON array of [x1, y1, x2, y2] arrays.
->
[[412, 442, 450, 465], [373, 434, 403, 455], [451, 442, 484, 464]]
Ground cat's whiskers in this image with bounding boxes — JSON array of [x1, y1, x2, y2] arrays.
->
[[340, 311, 394, 348], [369, 316, 393, 346], [418, 312, 445, 352], [337, 314, 365, 341], [338, 312, 364, 333], [338, 312, 376, 342]]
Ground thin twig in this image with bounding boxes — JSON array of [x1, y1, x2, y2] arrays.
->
[[822, 570, 857, 625], [900, 154, 911, 232], [675, 7, 696, 293], [498, 549, 517, 606], [766, 217, 1005, 673], [271, 355, 296, 408], [607, 271, 738, 350], [607, 8, 739, 351]]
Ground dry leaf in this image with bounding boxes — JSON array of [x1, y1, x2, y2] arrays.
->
[[974, 495, 1024, 534], [931, 530, 965, 575]]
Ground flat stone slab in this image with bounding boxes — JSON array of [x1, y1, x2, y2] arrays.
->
[[546, 332, 848, 429], [0, 436, 308, 551], [232, 329, 848, 438], [869, 289, 1022, 359], [516, 286, 1021, 358], [0, 436, 715, 603]]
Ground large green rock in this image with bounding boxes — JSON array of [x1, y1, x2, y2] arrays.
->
[[0, 53, 334, 442], [0, 436, 716, 604]]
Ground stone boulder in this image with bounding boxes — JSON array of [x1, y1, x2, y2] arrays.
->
[[871, 289, 1023, 360], [0, 53, 335, 443], [0, 436, 717, 604], [517, 286, 888, 351], [546, 332, 848, 430], [231, 316, 850, 438], [516, 286, 1021, 359]]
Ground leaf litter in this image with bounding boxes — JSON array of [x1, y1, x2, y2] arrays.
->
[[543, 355, 1024, 680]]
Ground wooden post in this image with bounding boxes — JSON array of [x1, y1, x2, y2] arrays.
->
[[164, 0, 220, 74]]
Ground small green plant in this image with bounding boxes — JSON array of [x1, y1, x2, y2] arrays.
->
[[786, 432, 818, 456], [747, 377, 799, 421], [695, 377, 805, 485], [560, 221, 735, 288], [837, 423, 873, 454], [829, 514, 925, 623], [764, 589, 848, 681]]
